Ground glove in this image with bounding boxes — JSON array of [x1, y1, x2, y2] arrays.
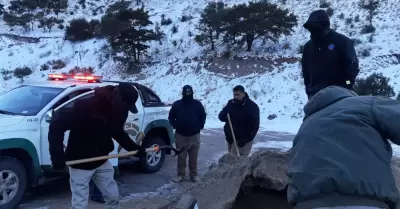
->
[[52, 161, 66, 170], [137, 146, 147, 157]]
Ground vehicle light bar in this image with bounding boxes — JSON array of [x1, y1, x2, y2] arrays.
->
[[48, 74, 102, 83], [49, 74, 67, 80]]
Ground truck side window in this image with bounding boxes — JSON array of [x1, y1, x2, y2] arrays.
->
[[141, 86, 161, 103], [52, 89, 92, 109], [61, 93, 94, 110]]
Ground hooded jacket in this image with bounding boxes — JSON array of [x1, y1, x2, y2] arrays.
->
[[48, 85, 141, 170], [302, 10, 359, 97], [168, 95, 207, 137], [287, 86, 400, 209], [218, 94, 260, 146]]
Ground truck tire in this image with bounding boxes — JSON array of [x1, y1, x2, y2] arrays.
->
[[0, 157, 28, 209], [139, 136, 166, 173]]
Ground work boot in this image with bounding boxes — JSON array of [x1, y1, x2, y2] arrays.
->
[[190, 176, 199, 183], [173, 176, 185, 183]]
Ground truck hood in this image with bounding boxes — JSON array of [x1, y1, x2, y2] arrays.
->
[[0, 114, 26, 127]]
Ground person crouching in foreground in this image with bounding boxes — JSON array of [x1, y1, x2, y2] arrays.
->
[[287, 86, 400, 209], [218, 85, 260, 157], [48, 83, 146, 209], [168, 85, 206, 183]]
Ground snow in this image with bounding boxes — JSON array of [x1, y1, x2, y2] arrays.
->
[[0, 0, 399, 134]]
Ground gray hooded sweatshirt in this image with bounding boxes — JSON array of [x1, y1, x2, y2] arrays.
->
[[287, 86, 400, 209]]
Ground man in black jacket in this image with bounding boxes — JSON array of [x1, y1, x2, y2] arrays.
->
[[302, 9, 359, 99], [218, 85, 260, 157], [48, 83, 146, 209], [168, 85, 206, 183]]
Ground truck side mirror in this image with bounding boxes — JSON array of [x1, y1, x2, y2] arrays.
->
[[45, 110, 53, 123]]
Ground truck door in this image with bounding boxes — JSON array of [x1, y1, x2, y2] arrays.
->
[[39, 90, 119, 167], [118, 85, 144, 153]]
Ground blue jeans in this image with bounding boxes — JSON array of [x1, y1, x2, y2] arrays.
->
[[89, 180, 104, 201]]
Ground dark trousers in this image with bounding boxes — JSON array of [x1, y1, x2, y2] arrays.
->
[[175, 133, 200, 178]]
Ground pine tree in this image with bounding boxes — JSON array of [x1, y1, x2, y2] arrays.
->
[[221, 2, 297, 51], [101, 4, 157, 64], [194, 1, 225, 50], [358, 0, 379, 27]]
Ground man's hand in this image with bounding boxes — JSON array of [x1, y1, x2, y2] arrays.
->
[[137, 146, 147, 157]]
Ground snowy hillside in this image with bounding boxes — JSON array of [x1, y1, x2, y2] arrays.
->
[[0, 0, 399, 133]]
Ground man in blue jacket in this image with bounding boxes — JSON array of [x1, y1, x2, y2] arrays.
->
[[168, 85, 206, 183]]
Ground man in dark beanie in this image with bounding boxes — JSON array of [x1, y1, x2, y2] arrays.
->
[[218, 85, 260, 157], [302, 9, 359, 99], [48, 82, 146, 209], [168, 85, 206, 183]]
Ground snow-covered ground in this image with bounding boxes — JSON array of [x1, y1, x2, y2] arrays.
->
[[0, 0, 399, 134]]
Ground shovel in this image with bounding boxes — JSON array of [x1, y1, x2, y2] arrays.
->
[[227, 113, 240, 157], [65, 132, 180, 166]]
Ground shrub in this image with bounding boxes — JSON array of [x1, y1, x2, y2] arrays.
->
[[160, 14, 172, 25], [171, 25, 178, 33], [338, 13, 344, 19], [180, 15, 193, 22], [345, 17, 352, 25], [361, 25, 375, 34], [13, 67, 33, 79], [354, 15, 360, 22], [351, 38, 362, 46], [298, 44, 304, 54], [1, 69, 13, 80], [326, 7, 334, 17], [48, 59, 66, 69], [65, 18, 100, 42], [40, 64, 49, 71], [68, 66, 94, 74], [360, 48, 371, 57], [353, 73, 395, 97], [319, 1, 330, 8]]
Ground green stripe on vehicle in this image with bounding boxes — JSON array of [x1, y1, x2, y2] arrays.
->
[[0, 138, 41, 175], [144, 119, 175, 144]]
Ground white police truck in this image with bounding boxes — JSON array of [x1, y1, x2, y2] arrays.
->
[[0, 74, 175, 209]]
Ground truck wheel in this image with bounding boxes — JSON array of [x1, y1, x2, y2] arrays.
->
[[0, 157, 27, 209], [139, 136, 166, 173]]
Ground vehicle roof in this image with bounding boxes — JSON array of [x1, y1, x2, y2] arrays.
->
[[24, 80, 118, 89]]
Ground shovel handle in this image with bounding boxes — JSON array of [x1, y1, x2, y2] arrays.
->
[[65, 145, 180, 166]]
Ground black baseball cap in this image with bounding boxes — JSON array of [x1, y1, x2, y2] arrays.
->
[[182, 85, 194, 96], [118, 83, 139, 114]]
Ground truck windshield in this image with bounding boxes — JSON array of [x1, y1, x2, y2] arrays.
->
[[0, 85, 63, 116]]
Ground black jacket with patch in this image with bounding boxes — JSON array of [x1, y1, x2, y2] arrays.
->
[[168, 97, 206, 137], [302, 11, 359, 97], [48, 85, 141, 170], [218, 94, 260, 146]]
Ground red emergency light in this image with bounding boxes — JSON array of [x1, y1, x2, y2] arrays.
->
[[48, 74, 102, 83], [48, 74, 68, 80]]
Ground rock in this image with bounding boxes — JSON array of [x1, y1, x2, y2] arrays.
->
[[192, 149, 290, 209], [267, 114, 277, 120]]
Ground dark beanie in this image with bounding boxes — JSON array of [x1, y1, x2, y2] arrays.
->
[[182, 85, 194, 96], [118, 83, 139, 113], [303, 10, 330, 29]]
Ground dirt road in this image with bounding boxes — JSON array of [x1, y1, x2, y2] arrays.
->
[[18, 128, 294, 209]]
